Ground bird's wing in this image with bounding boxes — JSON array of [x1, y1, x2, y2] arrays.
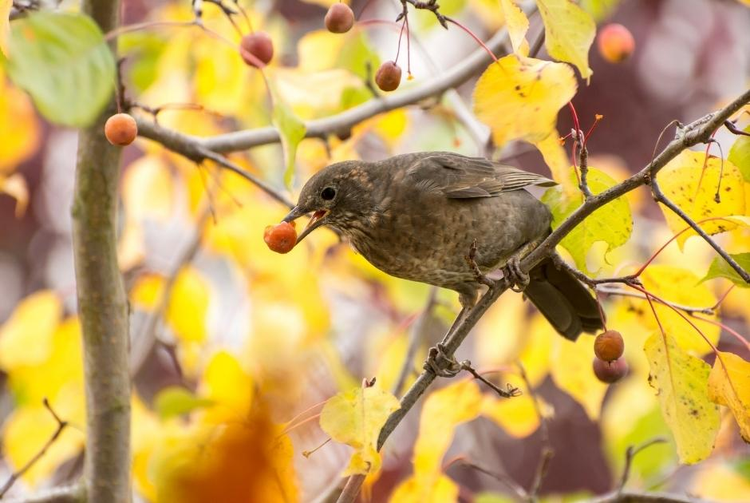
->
[[405, 152, 556, 199]]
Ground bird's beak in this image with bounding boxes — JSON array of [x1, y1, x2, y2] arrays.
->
[[283, 207, 330, 244]]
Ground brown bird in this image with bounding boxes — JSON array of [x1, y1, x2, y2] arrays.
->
[[284, 151, 603, 340]]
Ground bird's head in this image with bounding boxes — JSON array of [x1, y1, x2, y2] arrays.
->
[[283, 160, 377, 244]]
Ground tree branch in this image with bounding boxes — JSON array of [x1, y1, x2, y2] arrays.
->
[[135, 19, 524, 156], [70, 1, 130, 502], [368, 88, 750, 497]]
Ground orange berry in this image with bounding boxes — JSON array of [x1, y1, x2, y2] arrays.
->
[[325, 4, 355, 34], [375, 61, 402, 92], [594, 330, 625, 362], [593, 357, 628, 384], [240, 32, 274, 67], [104, 113, 137, 146], [597, 23, 635, 63], [263, 222, 297, 254]]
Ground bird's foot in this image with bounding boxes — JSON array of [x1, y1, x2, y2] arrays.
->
[[465, 240, 495, 288], [424, 343, 463, 377], [504, 256, 529, 293]]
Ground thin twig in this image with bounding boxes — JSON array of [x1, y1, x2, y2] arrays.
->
[[130, 206, 211, 377], [0, 400, 69, 498], [618, 437, 668, 493], [651, 177, 750, 283], [392, 288, 438, 396], [518, 363, 553, 502], [445, 456, 528, 500]]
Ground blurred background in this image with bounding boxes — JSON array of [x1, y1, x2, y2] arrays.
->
[[1, 0, 749, 501]]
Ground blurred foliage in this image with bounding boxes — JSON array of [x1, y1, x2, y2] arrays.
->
[[0, 0, 749, 502]]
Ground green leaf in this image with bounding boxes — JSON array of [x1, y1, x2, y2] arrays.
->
[[702, 253, 750, 287], [579, 0, 622, 21], [728, 125, 750, 182], [537, 0, 596, 81], [119, 31, 168, 93], [154, 386, 214, 420], [272, 98, 306, 189], [644, 332, 720, 464], [336, 31, 380, 82], [541, 168, 632, 273], [3, 12, 116, 127]]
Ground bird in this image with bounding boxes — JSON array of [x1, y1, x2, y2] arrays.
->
[[283, 151, 603, 341]]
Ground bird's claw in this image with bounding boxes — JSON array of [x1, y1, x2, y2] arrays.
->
[[466, 241, 495, 288], [424, 343, 463, 378], [504, 256, 529, 293]]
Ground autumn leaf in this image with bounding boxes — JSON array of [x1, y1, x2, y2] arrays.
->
[[0, 290, 62, 370], [0, 68, 40, 174], [550, 333, 609, 420], [481, 379, 544, 438], [0, 0, 10, 57], [656, 151, 745, 249], [499, 0, 529, 54], [707, 351, 750, 442], [702, 252, 750, 287], [728, 125, 750, 182], [0, 173, 29, 217], [639, 265, 720, 354], [537, 0, 596, 80], [319, 385, 399, 475], [542, 168, 633, 273], [166, 267, 211, 343], [473, 55, 577, 146], [644, 332, 720, 464], [391, 380, 483, 501]]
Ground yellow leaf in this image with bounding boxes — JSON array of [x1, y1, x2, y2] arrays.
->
[[166, 266, 210, 343], [319, 385, 400, 475], [130, 273, 165, 310], [0, 290, 61, 370], [499, 0, 529, 54], [707, 351, 750, 442], [390, 473, 459, 503], [537, 0, 596, 80], [150, 411, 298, 503], [2, 387, 85, 485], [481, 381, 541, 438], [550, 333, 608, 420], [657, 151, 745, 249], [297, 29, 348, 72], [0, 0, 10, 56], [122, 155, 174, 221], [413, 380, 483, 476], [644, 332, 720, 464], [473, 55, 577, 147], [535, 131, 573, 186], [0, 171, 28, 217], [200, 351, 255, 424], [690, 462, 750, 502], [639, 265, 720, 354], [0, 69, 40, 173]]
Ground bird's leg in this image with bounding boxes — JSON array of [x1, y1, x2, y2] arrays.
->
[[465, 240, 495, 288], [423, 302, 471, 378], [423, 345, 522, 399], [504, 256, 529, 293], [502, 236, 545, 292], [423, 343, 463, 377]]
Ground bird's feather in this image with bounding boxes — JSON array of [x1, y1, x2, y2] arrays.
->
[[404, 152, 555, 199]]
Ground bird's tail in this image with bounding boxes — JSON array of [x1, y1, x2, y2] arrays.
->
[[523, 258, 604, 340]]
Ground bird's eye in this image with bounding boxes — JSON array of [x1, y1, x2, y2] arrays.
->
[[321, 187, 336, 201]]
